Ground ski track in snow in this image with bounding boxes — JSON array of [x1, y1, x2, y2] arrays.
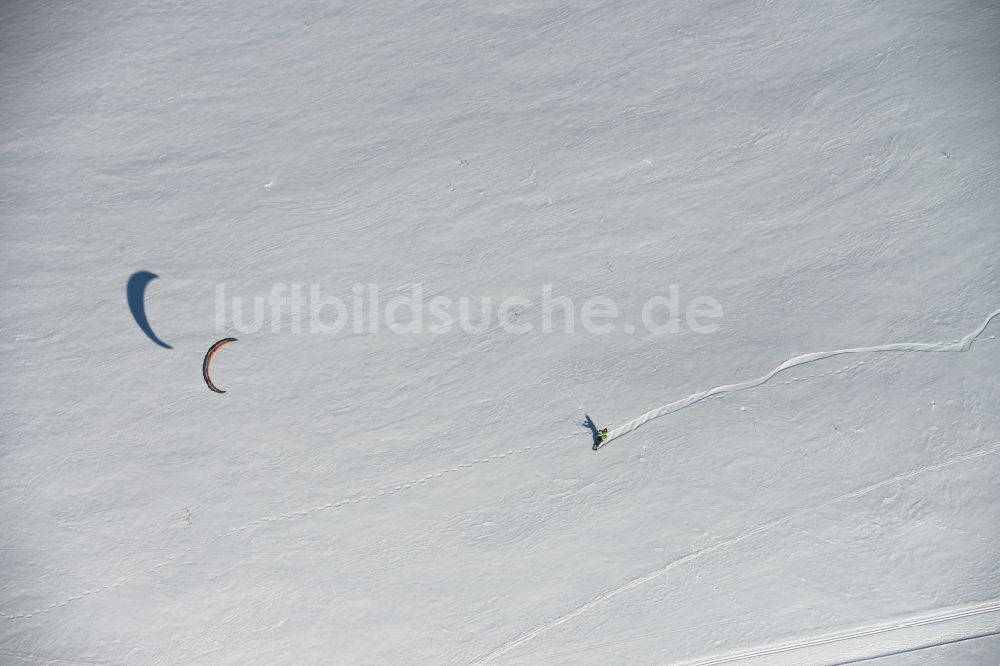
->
[[1, 324, 996, 622], [663, 598, 1000, 666], [522, 600, 1000, 665], [596, 308, 1000, 449], [472, 442, 1000, 665]]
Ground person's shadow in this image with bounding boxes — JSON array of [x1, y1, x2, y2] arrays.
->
[[582, 414, 602, 449]]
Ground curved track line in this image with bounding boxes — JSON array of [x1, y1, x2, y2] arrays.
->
[[472, 443, 1000, 664], [596, 307, 1000, 449]]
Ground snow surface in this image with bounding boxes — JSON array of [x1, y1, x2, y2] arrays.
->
[[2, 0, 999, 664]]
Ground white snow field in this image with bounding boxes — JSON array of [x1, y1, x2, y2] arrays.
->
[[2, 0, 999, 664]]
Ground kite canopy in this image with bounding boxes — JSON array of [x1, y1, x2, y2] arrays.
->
[[202, 337, 237, 393]]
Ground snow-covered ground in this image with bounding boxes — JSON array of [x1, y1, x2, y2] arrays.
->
[[2, 1, 998, 663]]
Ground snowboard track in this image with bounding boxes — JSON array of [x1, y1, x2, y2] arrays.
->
[[1, 313, 997, 622], [595, 307, 1000, 450]]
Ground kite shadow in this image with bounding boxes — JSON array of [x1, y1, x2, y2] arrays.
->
[[127, 270, 172, 349], [582, 414, 602, 448]]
